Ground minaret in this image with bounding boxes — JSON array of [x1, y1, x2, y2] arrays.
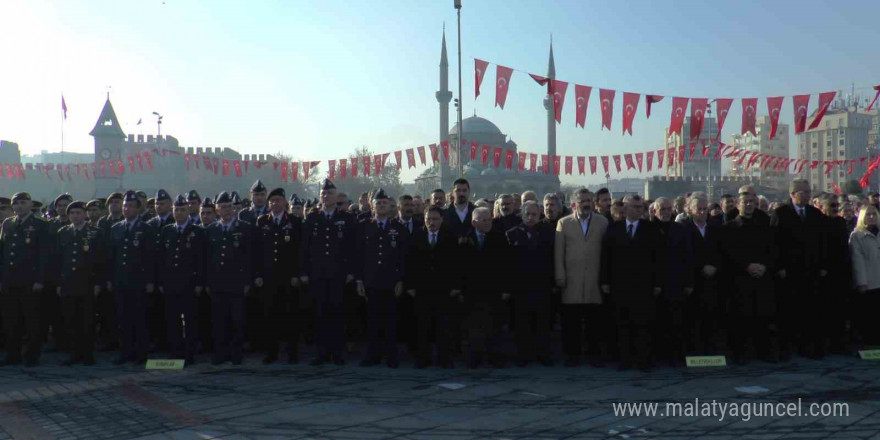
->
[[436, 25, 453, 183], [542, 40, 557, 163]]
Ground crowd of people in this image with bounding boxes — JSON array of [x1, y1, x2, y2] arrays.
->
[[0, 176, 876, 372]]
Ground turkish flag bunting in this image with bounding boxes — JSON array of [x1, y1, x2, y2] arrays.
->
[[493, 147, 502, 167], [185, 155, 191, 171], [441, 140, 450, 160], [128, 156, 136, 173], [668, 147, 676, 166], [646, 151, 654, 172], [867, 85, 880, 111], [589, 156, 597, 175], [550, 80, 568, 124], [601, 156, 610, 174], [824, 161, 834, 176], [363, 155, 371, 176], [689, 142, 697, 160], [575, 84, 592, 128], [541, 154, 550, 174], [622, 92, 640, 135], [339, 159, 347, 179], [328, 160, 336, 179], [612, 155, 622, 173], [702, 140, 710, 156], [417, 146, 426, 165], [529, 73, 550, 86], [143, 151, 153, 170], [848, 161, 854, 174], [678, 145, 685, 164], [577, 156, 585, 175], [351, 157, 358, 177], [624, 154, 635, 170], [565, 156, 573, 175], [394, 151, 402, 169], [505, 149, 514, 170], [529, 153, 537, 172], [496, 65, 514, 109], [741, 98, 758, 135], [518, 152, 526, 171], [792, 94, 810, 134], [809, 92, 837, 130], [645, 95, 664, 119], [136, 154, 144, 171], [233, 160, 242, 177], [599, 89, 615, 131], [100, 161, 106, 177], [429, 144, 439, 163], [474, 58, 489, 99], [374, 154, 382, 175], [291, 161, 299, 181], [553, 155, 561, 175], [714, 98, 733, 139], [108, 160, 116, 176], [469, 142, 478, 161], [635, 153, 644, 172], [222, 159, 230, 176], [669, 97, 688, 137], [480, 145, 490, 165], [798, 160, 809, 173], [657, 149, 665, 168], [406, 149, 415, 169], [690, 98, 708, 140], [243, 161, 249, 174], [735, 151, 748, 165], [767, 96, 784, 139], [280, 162, 288, 182], [201, 155, 210, 171]]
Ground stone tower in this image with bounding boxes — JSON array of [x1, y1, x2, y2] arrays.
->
[[89, 97, 125, 196]]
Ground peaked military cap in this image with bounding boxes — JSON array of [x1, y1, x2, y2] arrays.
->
[[321, 179, 336, 191], [201, 197, 215, 208], [289, 193, 303, 206], [187, 190, 201, 202], [268, 188, 286, 200], [107, 192, 124, 202], [135, 190, 148, 199], [372, 188, 389, 201], [66, 201, 86, 214], [174, 194, 188, 207], [215, 192, 232, 204], [0, 197, 11, 207], [250, 179, 267, 193], [55, 193, 73, 205], [86, 199, 102, 209], [230, 191, 241, 204], [123, 190, 139, 203], [11, 192, 31, 203], [156, 189, 171, 202]]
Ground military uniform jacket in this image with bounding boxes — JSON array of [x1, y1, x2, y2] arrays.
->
[[238, 206, 268, 225], [159, 222, 206, 291], [205, 219, 254, 293], [255, 212, 300, 286], [108, 219, 158, 291], [299, 210, 357, 279], [56, 224, 105, 296], [98, 215, 124, 240], [0, 214, 50, 288], [356, 218, 410, 290]]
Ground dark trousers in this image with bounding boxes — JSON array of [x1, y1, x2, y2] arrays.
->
[[311, 278, 345, 359], [857, 290, 880, 346], [561, 303, 609, 360], [198, 291, 213, 353], [615, 306, 653, 368], [211, 290, 245, 362], [61, 294, 95, 360], [164, 289, 197, 360], [149, 292, 167, 351], [1, 287, 42, 362], [397, 293, 418, 354], [263, 283, 300, 358], [686, 278, 726, 354], [41, 286, 65, 349], [416, 294, 458, 364], [96, 290, 119, 348], [463, 299, 503, 364], [246, 289, 264, 352], [344, 282, 367, 344], [655, 298, 687, 362], [515, 290, 551, 361], [366, 288, 398, 362], [116, 288, 149, 361]]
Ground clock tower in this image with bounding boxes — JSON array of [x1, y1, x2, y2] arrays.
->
[[89, 97, 125, 196]]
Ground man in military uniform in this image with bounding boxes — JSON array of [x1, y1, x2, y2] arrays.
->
[[96, 192, 124, 351], [289, 194, 304, 219], [146, 198, 157, 219], [205, 192, 254, 365], [148, 189, 175, 230], [255, 188, 301, 364], [108, 191, 157, 364], [231, 192, 244, 215], [186, 190, 202, 225], [197, 196, 216, 353], [56, 201, 105, 366], [300, 179, 357, 365], [0, 197, 13, 222], [147, 189, 175, 352], [98, 193, 125, 236], [158, 195, 205, 364], [1, 193, 50, 366], [239, 180, 269, 224], [199, 197, 216, 225], [86, 200, 104, 228], [45, 194, 73, 349], [356, 189, 409, 368], [135, 191, 151, 222]]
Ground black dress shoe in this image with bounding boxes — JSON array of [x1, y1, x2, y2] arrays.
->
[[386, 360, 399, 369], [440, 361, 454, 369], [211, 358, 225, 366], [231, 358, 243, 366], [262, 354, 278, 364], [490, 359, 506, 369], [540, 359, 555, 367], [516, 360, 529, 367]]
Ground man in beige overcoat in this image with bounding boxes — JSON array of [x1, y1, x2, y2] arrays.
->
[[555, 188, 610, 367]]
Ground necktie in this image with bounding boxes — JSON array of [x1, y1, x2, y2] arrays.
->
[[799, 207, 806, 220], [627, 224, 634, 239], [178, 226, 184, 234], [430, 233, 436, 247], [408, 221, 412, 233], [477, 233, 484, 249]]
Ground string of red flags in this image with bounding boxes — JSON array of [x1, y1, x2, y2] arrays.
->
[[473, 58, 863, 141]]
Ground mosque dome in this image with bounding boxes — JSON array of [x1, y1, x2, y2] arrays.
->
[[449, 116, 503, 137]]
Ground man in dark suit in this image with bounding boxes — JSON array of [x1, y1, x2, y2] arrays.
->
[[406, 207, 457, 368], [396, 195, 423, 236], [818, 193, 851, 354], [255, 188, 301, 364], [205, 192, 255, 365], [157, 195, 206, 364], [492, 194, 522, 233], [299, 179, 358, 365], [769, 179, 828, 358], [652, 197, 694, 366], [443, 178, 475, 240], [395, 194, 421, 355], [507, 201, 555, 366], [56, 201, 105, 366], [108, 191, 158, 365], [601, 195, 663, 371]]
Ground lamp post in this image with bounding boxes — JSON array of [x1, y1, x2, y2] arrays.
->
[[454, 0, 463, 179], [152, 111, 163, 140]]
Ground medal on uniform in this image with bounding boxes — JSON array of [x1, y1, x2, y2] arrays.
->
[[284, 235, 290, 242], [133, 240, 139, 246], [25, 238, 31, 244], [83, 244, 89, 252], [234, 240, 239, 248]]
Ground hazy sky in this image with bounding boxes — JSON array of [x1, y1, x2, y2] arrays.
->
[[1, 0, 878, 184]]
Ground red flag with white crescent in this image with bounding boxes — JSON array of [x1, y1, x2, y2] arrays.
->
[[589, 156, 597, 175], [363, 155, 371, 175], [714, 98, 733, 139], [612, 155, 622, 173], [496, 65, 514, 109], [575, 84, 592, 128], [505, 149, 514, 170], [668, 97, 688, 137], [702, 140, 710, 157], [518, 152, 526, 171], [441, 141, 450, 161], [541, 154, 550, 174], [185, 154, 191, 171], [351, 157, 358, 177], [493, 147, 502, 167], [565, 156, 573, 175], [646, 151, 654, 172], [635, 153, 644, 172], [529, 153, 538, 172], [99, 161, 106, 177], [809, 91, 837, 130], [689, 98, 708, 140], [474, 58, 488, 99], [667, 147, 676, 166], [243, 161, 249, 174], [848, 160, 854, 175], [328, 160, 336, 179], [143, 151, 154, 171], [623, 154, 635, 170], [108, 160, 116, 176], [429, 144, 439, 164], [469, 142, 478, 161], [766, 96, 784, 139], [599, 89, 615, 131], [377, 154, 386, 174], [406, 149, 415, 168], [645, 95, 664, 119], [689, 142, 697, 160], [291, 162, 298, 181], [577, 156, 585, 175], [657, 149, 665, 168], [280, 162, 288, 182], [553, 155, 561, 175], [128, 156, 136, 173], [741, 98, 758, 135], [867, 85, 880, 111], [529, 73, 550, 86], [550, 80, 568, 124], [622, 92, 640, 135], [417, 146, 426, 165], [233, 160, 242, 177], [792, 94, 810, 134], [394, 150, 402, 170], [480, 145, 490, 165], [677, 145, 685, 164], [339, 159, 347, 179], [600, 156, 610, 174]]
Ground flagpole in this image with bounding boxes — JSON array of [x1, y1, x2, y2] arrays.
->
[[61, 93, 65, 193]]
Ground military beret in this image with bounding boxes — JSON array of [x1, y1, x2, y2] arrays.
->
[[201, 197, 215, 208], [31, 200, 43, 209], [156, 189, 171, 202], [174, 194, 188, 207], [123, 190, 139, 203], [268, 188, 286, 200], [187, 190, 201, 202], [96, 197, 108, 206], [12, 192, 32, 203], [86, 200, 103, 209], [321, 179, 336, 191], [250, 179, 267, 193], [231, 191, 241, 204], [135, 190, 148, 199], [107, 192, 124, 202], [147, 198, 156, 205], [289, 193, 303, 206], [0, 197, 11, 207], [215, 192, 232, 204], [372, 188, 389, 201], [55, 193, 73, 205], [66, 201, 86, 214]]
